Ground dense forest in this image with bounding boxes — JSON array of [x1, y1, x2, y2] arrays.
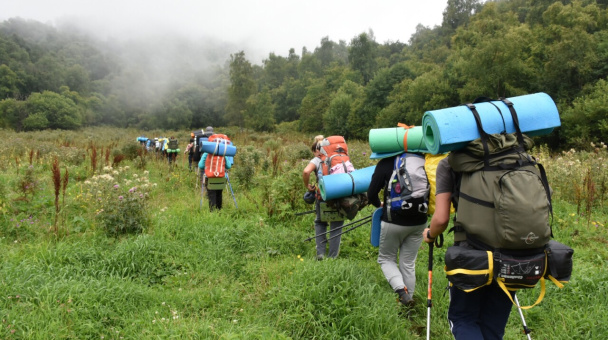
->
[[1, 0, 608, 150]]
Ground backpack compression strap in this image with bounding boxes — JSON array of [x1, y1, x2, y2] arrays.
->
[[211, 138, 228, 177], [397, 123, 415, 152]]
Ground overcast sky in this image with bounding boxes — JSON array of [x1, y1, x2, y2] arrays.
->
[[1, 0, 448, 63]]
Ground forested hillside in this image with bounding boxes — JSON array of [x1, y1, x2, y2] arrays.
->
[[2, 0, 608, 150]]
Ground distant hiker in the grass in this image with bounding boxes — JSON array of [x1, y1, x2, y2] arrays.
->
[[198, 127, 232, 211], [185, 138, 194, 171], [166, 136, 180, 165], [302, 135, 344, 260], [367, 151, 429, 307]]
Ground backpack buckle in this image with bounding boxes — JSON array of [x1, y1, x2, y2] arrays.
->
[[401, 201, 413, 210]]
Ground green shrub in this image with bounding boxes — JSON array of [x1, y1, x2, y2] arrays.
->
[[84, 167, 155, 236], [120, 143, 140, 161]]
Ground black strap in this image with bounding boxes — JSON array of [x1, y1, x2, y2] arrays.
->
[[465, 103, 491, 169], [459, 191, 495, 208], [500, 98, 526, 148], [348, 172, 355, 196]]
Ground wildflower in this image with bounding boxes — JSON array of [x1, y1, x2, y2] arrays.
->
[[118, 196, 123, 200], [362, 152, 366, 155], [114, 184, 119, 189]]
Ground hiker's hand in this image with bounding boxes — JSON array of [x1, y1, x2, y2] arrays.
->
[[422, 228, 435, 243], [307, 183, 315, 191]]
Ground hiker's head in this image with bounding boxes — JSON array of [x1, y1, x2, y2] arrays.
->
[[311, 135, 324, 154], [205, 126, 214, 136]]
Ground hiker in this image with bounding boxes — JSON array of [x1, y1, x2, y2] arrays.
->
[[184, 138, 194, 171], [302, 135, 344, 260], [423, 157, 514, 340], [198, 127, 232, 211], [367, 152, 429, 307], [204, 126, 214, 137], [166, 136, 179, 165]]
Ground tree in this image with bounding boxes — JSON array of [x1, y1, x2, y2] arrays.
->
[[560, 79, 608, 148], [26, 91, 82, 130], [272, 77, 307, 123], [298, 79, 330, 133], [442, 0, 482, 31], [323, 80, 364, 137], [0, 98, 27, 130], [348, 32, 378, 84], [226, 51, 255, 127], [245, 89, 275, 132], [0, 64, 21, 99], [447, 3, 536, 99]]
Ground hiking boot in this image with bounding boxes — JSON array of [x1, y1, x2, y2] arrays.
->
[[316, 254, 325, 261], [395, 288, 414, 307]]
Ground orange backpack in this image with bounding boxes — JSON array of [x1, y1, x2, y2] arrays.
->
[[318, 136, 354, 175], [204, 134, 231, 178]]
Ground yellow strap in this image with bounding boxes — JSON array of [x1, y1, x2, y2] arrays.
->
[[547, 275, 565, 289], [445, 268, 491, 275], [497, 277, 546, 310]]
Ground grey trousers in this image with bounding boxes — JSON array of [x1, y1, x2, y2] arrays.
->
[[377, 220, 426, 300], [314, 201, 344, 258]]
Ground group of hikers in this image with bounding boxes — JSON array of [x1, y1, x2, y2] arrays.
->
[[134, 94, 572, 340], [302, 100, 572, 340], [137, 126, 234, 211]]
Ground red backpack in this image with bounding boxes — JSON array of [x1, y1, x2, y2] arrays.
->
[[204, 134, 231, 178], [318, 136, 355, 175]]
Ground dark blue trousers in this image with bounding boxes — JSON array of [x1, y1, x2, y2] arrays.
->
[[448, 283, 514, 340]]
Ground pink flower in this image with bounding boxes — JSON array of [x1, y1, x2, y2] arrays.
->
[[114, 184, 119, 189], [118, 196, 124, 200]]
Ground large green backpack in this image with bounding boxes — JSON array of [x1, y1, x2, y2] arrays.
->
[[449, 99, 553, 250]]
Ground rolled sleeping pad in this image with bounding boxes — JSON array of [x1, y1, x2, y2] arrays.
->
[[368, 126, 428, 155], [137, 137, 147, 142], [166, 149, 181, 153], [319, 165, 376, 201], [370, 150, 404, 160], [422, 92, 561, 155], [201, 141, 237, 156], [370, 207, 382, 247]]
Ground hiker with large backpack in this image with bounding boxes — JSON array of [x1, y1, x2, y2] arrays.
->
[[184, 138, 195, 171], [424, 155, 516, 340], [367, 151, 430, 307], [422, 97, 573, 340], [198, 128, 233, 211], [166, 136, 180, 165], [302, 135, 347, 260]]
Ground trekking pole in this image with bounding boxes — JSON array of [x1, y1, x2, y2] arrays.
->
[[226, 172, 238, 209], [514, 294, 533, 340], [295, 210, 315, 216], [321, 216, 373, 244], [303, 215, 372, 242], [427, 234, 444, 340]]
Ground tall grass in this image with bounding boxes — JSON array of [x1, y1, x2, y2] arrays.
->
[[0, 128, 606, 339]]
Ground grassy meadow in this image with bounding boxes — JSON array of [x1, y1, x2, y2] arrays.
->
[[0, 127, 606, 339]]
